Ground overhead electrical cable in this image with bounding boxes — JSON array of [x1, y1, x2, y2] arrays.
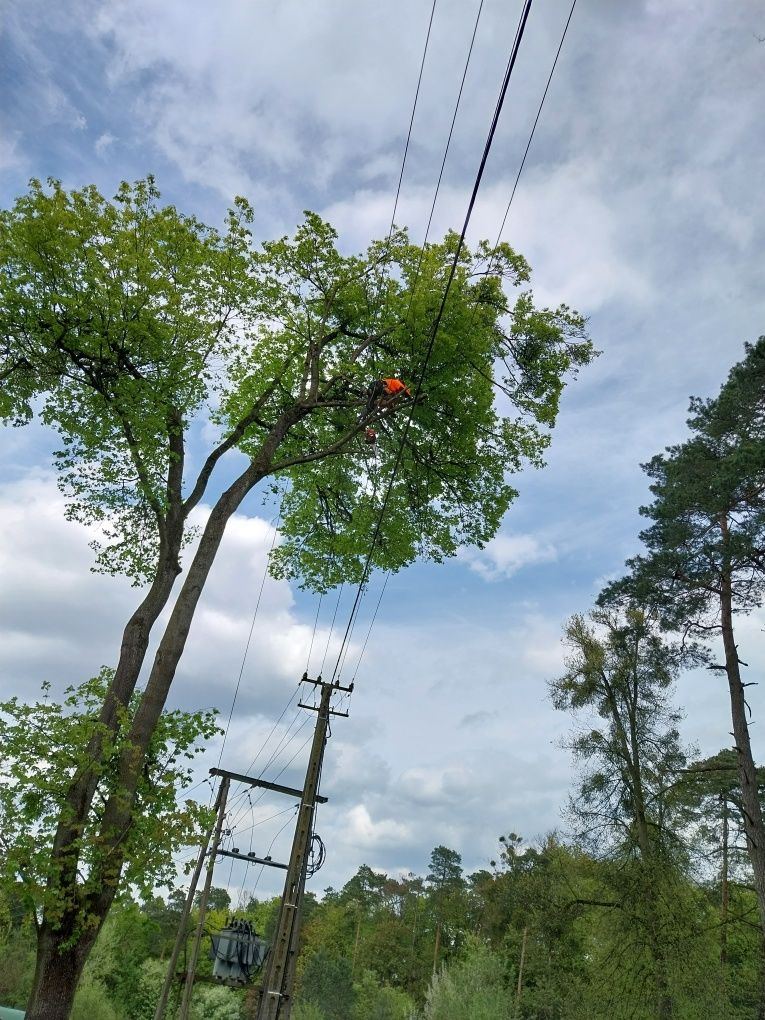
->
[[244, 805, 301, 902], [337, 0, 578, 682], [318, 583, 344, 676], [305, 594, 323, 674], [346, 571, 391, 681], [330, 0, 535, 683], [334, 0, 487, 666], [225, 708, 311, 827], [400, 0, 486, 302], [215, 516, 281, 770], [381, 0, 439, 258], [494, 0, 579, 246]]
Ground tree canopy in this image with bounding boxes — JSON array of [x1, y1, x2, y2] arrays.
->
[[0, 177, 594, 591], [0, 177, 595, 1019]]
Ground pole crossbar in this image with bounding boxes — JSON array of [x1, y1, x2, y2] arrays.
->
[[300, 672, 353, 694], [209, 767, 328, 804], [217, 849, 289, 870], [298, 701, 349, 718]]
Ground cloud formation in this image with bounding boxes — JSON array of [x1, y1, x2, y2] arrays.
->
[[2, 0, 765, 898]]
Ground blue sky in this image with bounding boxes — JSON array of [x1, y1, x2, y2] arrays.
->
[[2, 0, 765, 901]]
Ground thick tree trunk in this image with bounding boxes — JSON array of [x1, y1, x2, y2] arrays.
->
[[49, 545, 184, 872], [26, 409, 306, 1018], [32, 551, 184, 1017], [26, 920, 98, 1020]]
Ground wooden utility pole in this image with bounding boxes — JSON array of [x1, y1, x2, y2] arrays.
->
[[256, 677, 349, 1020], [178, 775, 231, 1020], [154, 782, 226, 1020]]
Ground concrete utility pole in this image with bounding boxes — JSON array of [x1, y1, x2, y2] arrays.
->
[[256, 676, 350, 1020]]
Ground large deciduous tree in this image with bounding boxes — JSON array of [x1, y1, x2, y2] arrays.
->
[[0, 177, 593, 1018]]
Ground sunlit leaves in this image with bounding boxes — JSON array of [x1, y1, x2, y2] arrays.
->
[[0, 671, 219, 935]]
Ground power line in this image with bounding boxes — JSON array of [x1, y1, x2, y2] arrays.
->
[[406, 0, 487, 276], [383, 0, 439, 252], [348, 571, 390, 681], [305, 593, 323, 674], [493, 0, 579, 246], [332, 0, 488, 669], [319, 584, 344, 676], [335, 0, 578, 686], [330, 0, 535, 683], [216, 516, 281, 770], [225, 706, 308, 825]]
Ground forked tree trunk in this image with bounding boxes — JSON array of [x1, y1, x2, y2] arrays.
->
[[26, 413, 304, 1019]]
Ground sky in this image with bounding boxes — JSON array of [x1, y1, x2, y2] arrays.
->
[[2, 0, 765, 906]]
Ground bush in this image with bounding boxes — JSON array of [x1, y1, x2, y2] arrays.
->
[[292, 1004, 327, 1020], [423, 940, 512, 1020], [352, 970, 414, 1020], [71, 977, 123, 1020]]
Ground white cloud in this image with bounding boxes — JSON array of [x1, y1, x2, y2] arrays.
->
[[340, 804, 413, 850], [94, 131, 116, 157], [460, 532, 557, 581]]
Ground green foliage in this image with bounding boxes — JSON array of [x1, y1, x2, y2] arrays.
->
[[196, 887, 232, 913], [70, 976, 124, 1020], [0, 672, 219, 934], [0, 177, 594, 592], [551, 607, 688, 859], [0, 177, 256, 581], [426, 847, 463, 891], [292, 1003, 328, 1020], [423, 939, 512, 1020], [0, 895, 35, 1009], [600, 337, 765, 633], [352, 970, 414, 1020], [296, 950, 355, 1020], [83, 900, 160, 1016]]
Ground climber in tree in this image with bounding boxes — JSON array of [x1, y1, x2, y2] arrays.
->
[[364, 377, 412, 415]]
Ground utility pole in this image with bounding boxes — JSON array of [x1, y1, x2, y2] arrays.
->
[[256, 676, 350, 1020], [178, 774, 231, 1020], [154, 781, 226, 1020]]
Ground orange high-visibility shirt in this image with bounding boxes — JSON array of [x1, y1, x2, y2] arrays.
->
[[382, 378, 410, 397]]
